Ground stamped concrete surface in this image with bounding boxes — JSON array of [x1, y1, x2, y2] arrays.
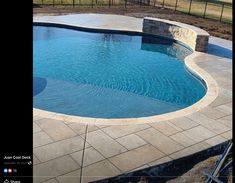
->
[[33, 14, 232, 183]]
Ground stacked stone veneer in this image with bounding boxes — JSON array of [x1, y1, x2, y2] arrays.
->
[[143, 17, 209, 52]]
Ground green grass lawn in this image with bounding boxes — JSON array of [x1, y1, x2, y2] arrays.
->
[[159, 0, 232, 23]]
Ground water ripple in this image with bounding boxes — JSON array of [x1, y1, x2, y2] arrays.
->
[[33, 26, 206, 118]]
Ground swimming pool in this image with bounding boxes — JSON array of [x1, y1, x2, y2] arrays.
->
[[33, 25, 206, 118]]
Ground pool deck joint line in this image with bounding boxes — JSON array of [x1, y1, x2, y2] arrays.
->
[[33, 14, 232, 183]]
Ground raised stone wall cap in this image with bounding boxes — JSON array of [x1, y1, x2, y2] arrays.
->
[[144, 17, 209, 37]]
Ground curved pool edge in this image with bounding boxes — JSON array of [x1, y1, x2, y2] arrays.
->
[[33, 19, 219, 125]]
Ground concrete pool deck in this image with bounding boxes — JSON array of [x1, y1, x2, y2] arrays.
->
[[33, 14, 232, 183]]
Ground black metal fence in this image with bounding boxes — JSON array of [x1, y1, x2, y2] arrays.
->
[[33, 0, 232, 23]]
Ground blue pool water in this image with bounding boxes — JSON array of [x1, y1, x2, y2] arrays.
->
[[33, 26, 206, 118]]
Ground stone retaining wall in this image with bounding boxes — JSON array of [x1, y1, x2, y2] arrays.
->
[[143, 17, 209, 52]]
